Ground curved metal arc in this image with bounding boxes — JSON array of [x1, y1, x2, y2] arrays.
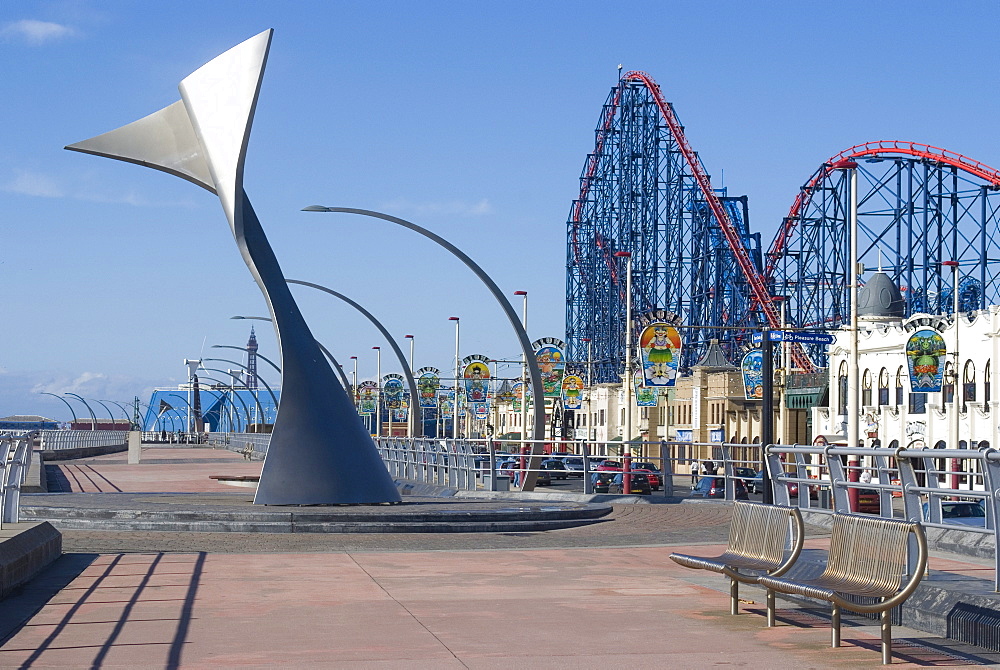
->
[[200, 360, 274, 416], [92, 399, 120, 429], [65, 392, 97, 429], [197, 375, 250, 429], [303, 207, 546, 444], [39, 392, 77, 423], [211, 344, 281, 374], [229, 317, 354, 404], [287, 279, 420, 436], [103, 400, 135, 428]]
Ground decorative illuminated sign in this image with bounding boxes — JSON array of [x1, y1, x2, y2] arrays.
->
[[532, 337, 566, 397], [638, 322, 681, 387], [906, 328, 946, 393], [562, 375, 584, 410], [416, 367, 441, 409], [357, 381, 378, 415], [741, 349, 763, 400], [462, 355, 491, 404]]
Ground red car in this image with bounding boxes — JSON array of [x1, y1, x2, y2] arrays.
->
[[596, 460, 622, 472], [632, 468, 660, 490]]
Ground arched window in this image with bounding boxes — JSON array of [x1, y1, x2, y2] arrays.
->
[[895, 366, 905, 406], [862, 369, 872, 407], [963, 360, 976, 407], [986, 360, 992, 403], [838, 361, 848, 415], [943, 362, 955, 404], [878, 368, 889, 405]]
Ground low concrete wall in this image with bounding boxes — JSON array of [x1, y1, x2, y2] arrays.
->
[[22, 452, 47, 493], [0, 522, 61, 600], [40, 443, 127, 461]]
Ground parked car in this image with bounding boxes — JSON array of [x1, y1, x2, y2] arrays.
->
[[632, 468, 660, 490], [592, 471, 616, 493], [608, 472, 652, 495], [856, 488, 881, 514], [633, 462, 662, 475], [922, 500, 987, 527], [540, 459, 569, 480], [596, 460, 622, 472], [734, 467, 757, 489], [691, 476, 749, 500], [747, 471, 765, 495], [562, 457, 586, 476]]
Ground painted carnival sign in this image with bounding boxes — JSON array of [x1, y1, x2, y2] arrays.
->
[[438, 392, 453, 419], [462, 355, 491, 404], [416, 367, 441, 409], [532, 337, 566, 397], [382, 374, 404, 410], [562, 374, 584, 410], [357, 381, 378, 415], [906, 328, 946, 393], [741, 349, 764, 400], [637, 318, 682, 387]]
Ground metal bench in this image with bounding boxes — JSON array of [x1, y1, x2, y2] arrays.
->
[[669, 501, 804, 615], [757, 513, 927, 665]]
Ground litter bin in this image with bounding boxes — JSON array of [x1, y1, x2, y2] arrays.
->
[[484, 474, 510, 492]]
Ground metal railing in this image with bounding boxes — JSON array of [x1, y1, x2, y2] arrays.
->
[[205, 432, 272, 458], [0, 432, 34, 527], [37, 430, 127, 451]]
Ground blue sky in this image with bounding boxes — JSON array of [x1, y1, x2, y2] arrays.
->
[[3, 1, 998, 421]]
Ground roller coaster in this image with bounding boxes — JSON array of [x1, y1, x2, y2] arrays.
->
[[566, 72, 1000, 381]]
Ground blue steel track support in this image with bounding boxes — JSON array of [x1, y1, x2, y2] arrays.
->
[[565, 77, 761, 382]]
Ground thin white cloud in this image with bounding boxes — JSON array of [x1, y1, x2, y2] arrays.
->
[[2, 19, 76, 45], [2, 168, 199, 207], [379, 198, 494, 217], [3, 169, 64, 198]]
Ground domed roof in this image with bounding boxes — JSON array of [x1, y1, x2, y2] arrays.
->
[[858, 272, 905, 319]]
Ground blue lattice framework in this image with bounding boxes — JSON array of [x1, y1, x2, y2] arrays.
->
[[767, 141, 1000, 366], [565, 72, 777, 383]]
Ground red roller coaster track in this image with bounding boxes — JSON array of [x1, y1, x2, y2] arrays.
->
[[765, 140, 1000, 280]]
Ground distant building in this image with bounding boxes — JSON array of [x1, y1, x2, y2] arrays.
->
[[0, 415, 60, 431]]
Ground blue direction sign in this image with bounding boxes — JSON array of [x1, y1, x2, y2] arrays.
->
[[752, 331, 836, 345]]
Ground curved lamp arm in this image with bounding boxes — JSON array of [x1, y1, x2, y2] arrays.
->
[[301, 206, 545, 446]]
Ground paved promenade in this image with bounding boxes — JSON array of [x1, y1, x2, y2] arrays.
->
[[0, 446, 997, 668]]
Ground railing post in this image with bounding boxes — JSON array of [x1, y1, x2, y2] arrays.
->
[[721, 444, 734, 501], [764, 446, 790, 506], [826, 447, 849, 513], [660, 440, 673, 497], [980, 449, 1000, 592]]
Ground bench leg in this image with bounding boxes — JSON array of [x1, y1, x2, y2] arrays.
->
[[730, 578, 739, 615], [831, 603, 841, 647], [766, 589, 775, 627], [881, 609, 892, 664]]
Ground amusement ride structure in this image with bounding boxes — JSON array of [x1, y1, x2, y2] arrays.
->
[[566, 71, 1000, 380]]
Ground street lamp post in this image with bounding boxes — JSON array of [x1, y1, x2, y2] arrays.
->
[[943, 260, 961, 487], [582, 337, 593, 442], [614, 251, 634, 494], [450, 317, 460, 440], [350, 356, 359, 412], [405, 334, 415, 436], [832, 159, 861, 510], [373, 346, 382, 437], [514, 291, 529, 454]]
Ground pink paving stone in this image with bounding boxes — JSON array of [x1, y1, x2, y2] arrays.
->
[[0, 547, 982, 668]]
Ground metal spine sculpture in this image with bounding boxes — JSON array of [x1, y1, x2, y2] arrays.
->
[[66, 30, 400, 505]]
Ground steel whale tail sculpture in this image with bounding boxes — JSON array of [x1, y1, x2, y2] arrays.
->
[[65, 29, 400, 504]]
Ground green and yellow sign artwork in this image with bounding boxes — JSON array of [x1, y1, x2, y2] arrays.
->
[[532, 337, 566, 397], [416, 367, 441, 409], [906, 328, 946, 392], [438, 392, 453, 419], [562, 375, 583, 410], [357, 381, 378, 415], [462, 355, 491, 404], [634, 371, 658, 407], [382, 374, 404, 410]]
